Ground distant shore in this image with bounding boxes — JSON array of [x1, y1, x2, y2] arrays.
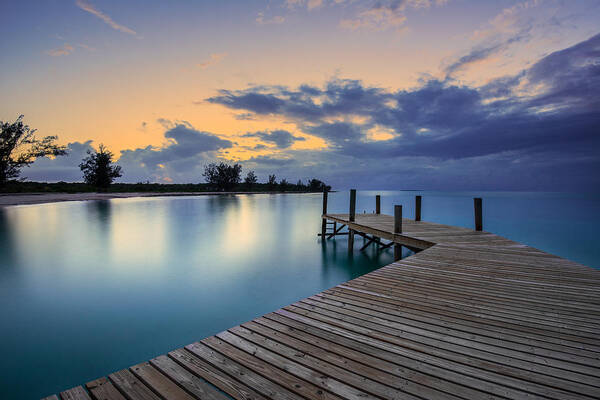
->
[[0, 191, 310, 207]]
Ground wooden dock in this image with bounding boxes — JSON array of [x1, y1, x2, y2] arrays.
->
[[46, 199, 600, 399]]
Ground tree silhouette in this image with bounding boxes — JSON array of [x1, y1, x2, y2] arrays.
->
[[79, 144, 122, 190], [0, 115, 67, 186], [308, 178, 331, 192], [244, 170, 258, 189], [279, 178, 289, 191], [203, 162, 242, 191], [267, 174, 277, 190]]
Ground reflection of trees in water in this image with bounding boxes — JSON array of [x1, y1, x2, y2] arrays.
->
[[85, 200, 112, 240], [206, 194, 240, 215], [0, 209, 17, 270]]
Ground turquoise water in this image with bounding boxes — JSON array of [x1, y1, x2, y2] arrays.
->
[[0, 191, 598, 398]]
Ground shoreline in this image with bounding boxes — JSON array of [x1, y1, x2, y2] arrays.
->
[[0, 191, 312, 207]]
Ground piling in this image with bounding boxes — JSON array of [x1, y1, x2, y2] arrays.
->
[[394, 205, 402, 261], [474, 197, 482, 231], [349, 189, 356, 222], [348, 189, 356, 250], [415, 195, 422, 222], [321, 190, 328, 238]]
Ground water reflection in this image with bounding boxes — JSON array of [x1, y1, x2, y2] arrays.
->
[[0, 209, 18, 275]]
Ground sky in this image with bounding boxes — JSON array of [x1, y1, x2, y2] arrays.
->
[[1, 0, 599, 190]]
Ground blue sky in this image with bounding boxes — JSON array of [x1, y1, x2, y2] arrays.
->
[[1, 0, 599, 190]]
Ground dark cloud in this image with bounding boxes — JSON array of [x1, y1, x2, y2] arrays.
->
[[207, 90, 286, 114], [524, 32, 600, 112], [117, 124, 231, 182], [243, 129, 305, 149], [25, 141, 95, 182], [205, 32, 600, 190], [206, 79, 389, 121]]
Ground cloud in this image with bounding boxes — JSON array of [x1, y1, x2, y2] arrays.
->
[[234, 113, 256, 121], [339, 0, 445, 32], [26, 32, 600, 191], [198, 53, 227, 69], [444, 23, 532, 78], [25, 141, 94, 181], [28, 124, 232, 184], [285, 0, 327, 11], [204, 32, 600, 190], [243, 130, 305, 149], [117, 124, 232, 182], [75, 0, 137, 36], [45, 43, 74, 56], [256, 12, 285, 25], [340, 3, 406, 32], [246, 155, 295, 166]]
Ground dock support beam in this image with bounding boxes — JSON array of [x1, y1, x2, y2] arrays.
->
[[415, 195, 422, 222], [321, 190, 328, 238], [348, 189, 356, 251], [394, 205, 402, 261], [474, 197, 483, 231], [376, 195, 381, 214], [349, 189, 356, 222]]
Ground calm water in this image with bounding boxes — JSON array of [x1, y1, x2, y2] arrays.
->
[[0, 191, 599, 398]]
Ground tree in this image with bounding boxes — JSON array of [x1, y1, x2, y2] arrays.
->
[[0, 115, 67, 186], [279, 178, 289, 191], [267, 174, 277, 190], [203, 162, 242, 191], [308, 178, 331, 192], [79, 144, 122, 190], [244, 170, 258, 189]]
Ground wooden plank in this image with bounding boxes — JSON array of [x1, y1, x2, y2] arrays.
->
[[150, 354, 229, 400], [185, 341, 304, 400], [278, 306, 595, 399], [292, 300, 600, 389], [305, 294, 600, 372], [85, 378, 126, 400], [237, 321, 470, 400], [323, 289, 600, 359], [42, 396, 60, 400], [108, 369, 161, 400], [130, 361, 195, 400], [202, 335, 350, 400], [60, 386, 92, 400], [169, 348, 268, 400], [219, 328, 413, 400], [261, 312, 540, 399]]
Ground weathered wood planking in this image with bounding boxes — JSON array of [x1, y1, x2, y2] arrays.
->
[[46, 213, 600, 399]]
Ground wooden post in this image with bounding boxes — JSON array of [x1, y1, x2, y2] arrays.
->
[[474, 197, 482, 231], [415, 195, 422, 222], [376, 195, 381, 214], [349, 189, 356, 222], [321, 190, 328, 238], [394, 205, 402, 261], [348, 189, 356, 251]]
